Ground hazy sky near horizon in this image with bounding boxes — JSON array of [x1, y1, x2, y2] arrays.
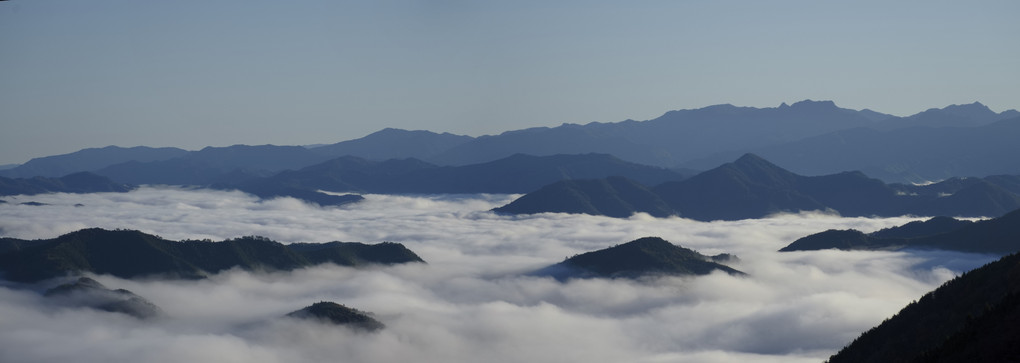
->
[[1, 1, 1018, 165]]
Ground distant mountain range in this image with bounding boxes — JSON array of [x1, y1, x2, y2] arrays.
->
[[0, 228, 424, 282], [0, 146, 188, 179], [226, 153, 686, 198], [495, 154, 1020, 221], [309, 128, 474, 162], [779, 208, 1020, 255], [531, 237, 743, 280], [0, 172, 133, 196], [826, 249, 1020, 362], [3, 100, 1017, 184], [685, 114, 1020, 183], [0, 151, 686, 207]]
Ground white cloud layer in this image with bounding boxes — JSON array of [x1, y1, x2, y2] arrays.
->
[[0, 188, 1000, 362]]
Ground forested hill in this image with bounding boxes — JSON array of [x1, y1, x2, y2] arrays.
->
[[532, 236, 743, 280], [0, 228, 424, 282]]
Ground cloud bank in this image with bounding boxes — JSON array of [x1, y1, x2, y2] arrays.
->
[[0, 188, 999, 362]]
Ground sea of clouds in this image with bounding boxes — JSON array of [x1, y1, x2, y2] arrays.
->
[[0, 187, 999, 363]]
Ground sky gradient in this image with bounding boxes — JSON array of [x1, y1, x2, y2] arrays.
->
[[1, 0, 1018, 165]]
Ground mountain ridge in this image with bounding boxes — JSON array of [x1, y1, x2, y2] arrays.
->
[[7, 100, 1018, 186], [0, 228, 425, 282], [496, 153, 1020, 221], [779, 209, 1020, 255]]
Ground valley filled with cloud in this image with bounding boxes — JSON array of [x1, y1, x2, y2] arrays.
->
[[0, 188, 998, 362]]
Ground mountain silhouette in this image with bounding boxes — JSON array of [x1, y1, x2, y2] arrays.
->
[[532, 237, 744, 280], [1, 172, 134, 196], [685, 115, 1020, 183], [496, 154, 1020, 221], [429, 100, 886, 167], [654, 154, 828, 221], [0, 146, 188, 179], [309, 128, 473, 162], [780, 209, 1020, 254], [492, 176, 675, 218], [0, 228, 425, 282], [96, 144, 334, 186], [228, 153, 687, 200]]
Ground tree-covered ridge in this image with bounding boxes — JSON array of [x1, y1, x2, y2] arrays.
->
[[0, 228, 425, 282], [827, 251, 1020, 362], [286, 301, 385, 332], [533, 236, 744, 280], [780, 208, 1020, 254]]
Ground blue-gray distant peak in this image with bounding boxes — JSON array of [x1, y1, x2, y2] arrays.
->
[[789, 99, 838, 109]]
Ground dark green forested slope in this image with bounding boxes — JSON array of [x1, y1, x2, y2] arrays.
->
[[827, 252, 1020, 363]]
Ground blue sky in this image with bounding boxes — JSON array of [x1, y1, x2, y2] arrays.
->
[[1, 0, 1018, 165]]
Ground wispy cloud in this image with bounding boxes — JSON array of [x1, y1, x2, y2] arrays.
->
[[0, 188, 999, 362]]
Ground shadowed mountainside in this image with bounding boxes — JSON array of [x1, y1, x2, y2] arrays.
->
[[495, 154, 1020, 221], [780, 209, 1020, 255], [224, 152, 688, 198], [493, 176, 674, 218], [826, 251, 1020, 362], [0, 172, 134, 196]]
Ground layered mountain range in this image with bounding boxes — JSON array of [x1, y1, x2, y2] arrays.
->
[[495, 154, 1020, 221], [3, 100, 1017, 184], [0, 172, 133, 196]]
